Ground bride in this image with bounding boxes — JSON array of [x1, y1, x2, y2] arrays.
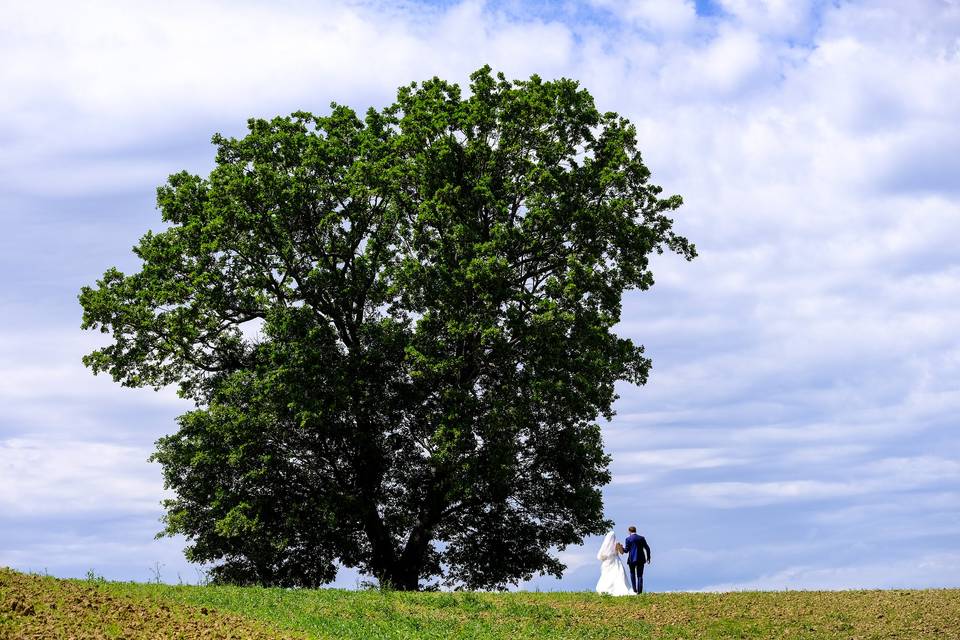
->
[[595, 531, 634, 596]]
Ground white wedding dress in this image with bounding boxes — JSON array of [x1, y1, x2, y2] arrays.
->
[[595, 531, 634, 596]]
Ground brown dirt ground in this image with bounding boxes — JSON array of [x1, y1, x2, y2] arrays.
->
[[0, 568, 304, 639]]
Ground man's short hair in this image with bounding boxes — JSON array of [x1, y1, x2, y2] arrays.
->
[[628, 526, 637, 533]]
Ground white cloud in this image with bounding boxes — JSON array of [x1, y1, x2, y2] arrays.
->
[[612, 448, 747, 478], [699, 552, 960, 591], [681, 480, 861, 507], [715, 0, 815, 37], [672, 456, 960, 508], [0, 534, 200, 583], [591, 0, 698, 35], [684, 26, 767, 94], [2, 0, 960, 590], [0, 0, 576, 197], [0, 438, 162, 516], [0, 330, 187, 437]]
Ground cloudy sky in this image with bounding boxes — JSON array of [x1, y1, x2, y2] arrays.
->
[[2, 0, 959, 591]]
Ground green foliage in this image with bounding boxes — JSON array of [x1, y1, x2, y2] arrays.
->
[[79, 66, 695, 590], [84, 569, 106, 584]]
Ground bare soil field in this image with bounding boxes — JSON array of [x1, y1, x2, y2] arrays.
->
[[0, 568, 303, 639]]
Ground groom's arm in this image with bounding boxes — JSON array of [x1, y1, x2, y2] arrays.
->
[[642, 538, 651, 563]]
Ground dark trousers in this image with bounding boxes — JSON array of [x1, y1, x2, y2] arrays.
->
[[627, 561, 645, 593]]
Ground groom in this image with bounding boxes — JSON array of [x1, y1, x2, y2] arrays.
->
[[623, 526, 651, 593]]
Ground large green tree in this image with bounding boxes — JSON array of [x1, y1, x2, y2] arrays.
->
[[79, 67, 695, 590]]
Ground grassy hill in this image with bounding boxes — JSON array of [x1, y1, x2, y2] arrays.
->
[[2, 567, 958, 639]]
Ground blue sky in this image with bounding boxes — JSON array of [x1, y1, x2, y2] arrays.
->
[[2, 0, 959, 591]]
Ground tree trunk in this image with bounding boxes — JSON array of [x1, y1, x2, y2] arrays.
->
[[387, 472, 450, 590], [385, 563, 421, 591], [390, 524, 431, 590], [362, 506, 398, 587]]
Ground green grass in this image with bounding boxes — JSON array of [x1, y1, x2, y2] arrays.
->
[[4, 567, 960, 639], [102, 580, 960, 639]]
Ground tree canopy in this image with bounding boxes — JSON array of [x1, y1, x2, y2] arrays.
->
[[79, 66, 695, 590]]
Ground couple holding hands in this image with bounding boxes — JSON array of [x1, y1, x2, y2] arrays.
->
[[596, 526, 652, 596]]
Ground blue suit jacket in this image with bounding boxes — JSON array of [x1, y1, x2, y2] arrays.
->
[[623, 533, 650, 564]]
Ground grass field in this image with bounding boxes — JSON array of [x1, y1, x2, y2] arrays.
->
[[2, 567, 959, 639]]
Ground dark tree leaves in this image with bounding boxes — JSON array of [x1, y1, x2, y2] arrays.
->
[[79, 66, 695, 590]]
